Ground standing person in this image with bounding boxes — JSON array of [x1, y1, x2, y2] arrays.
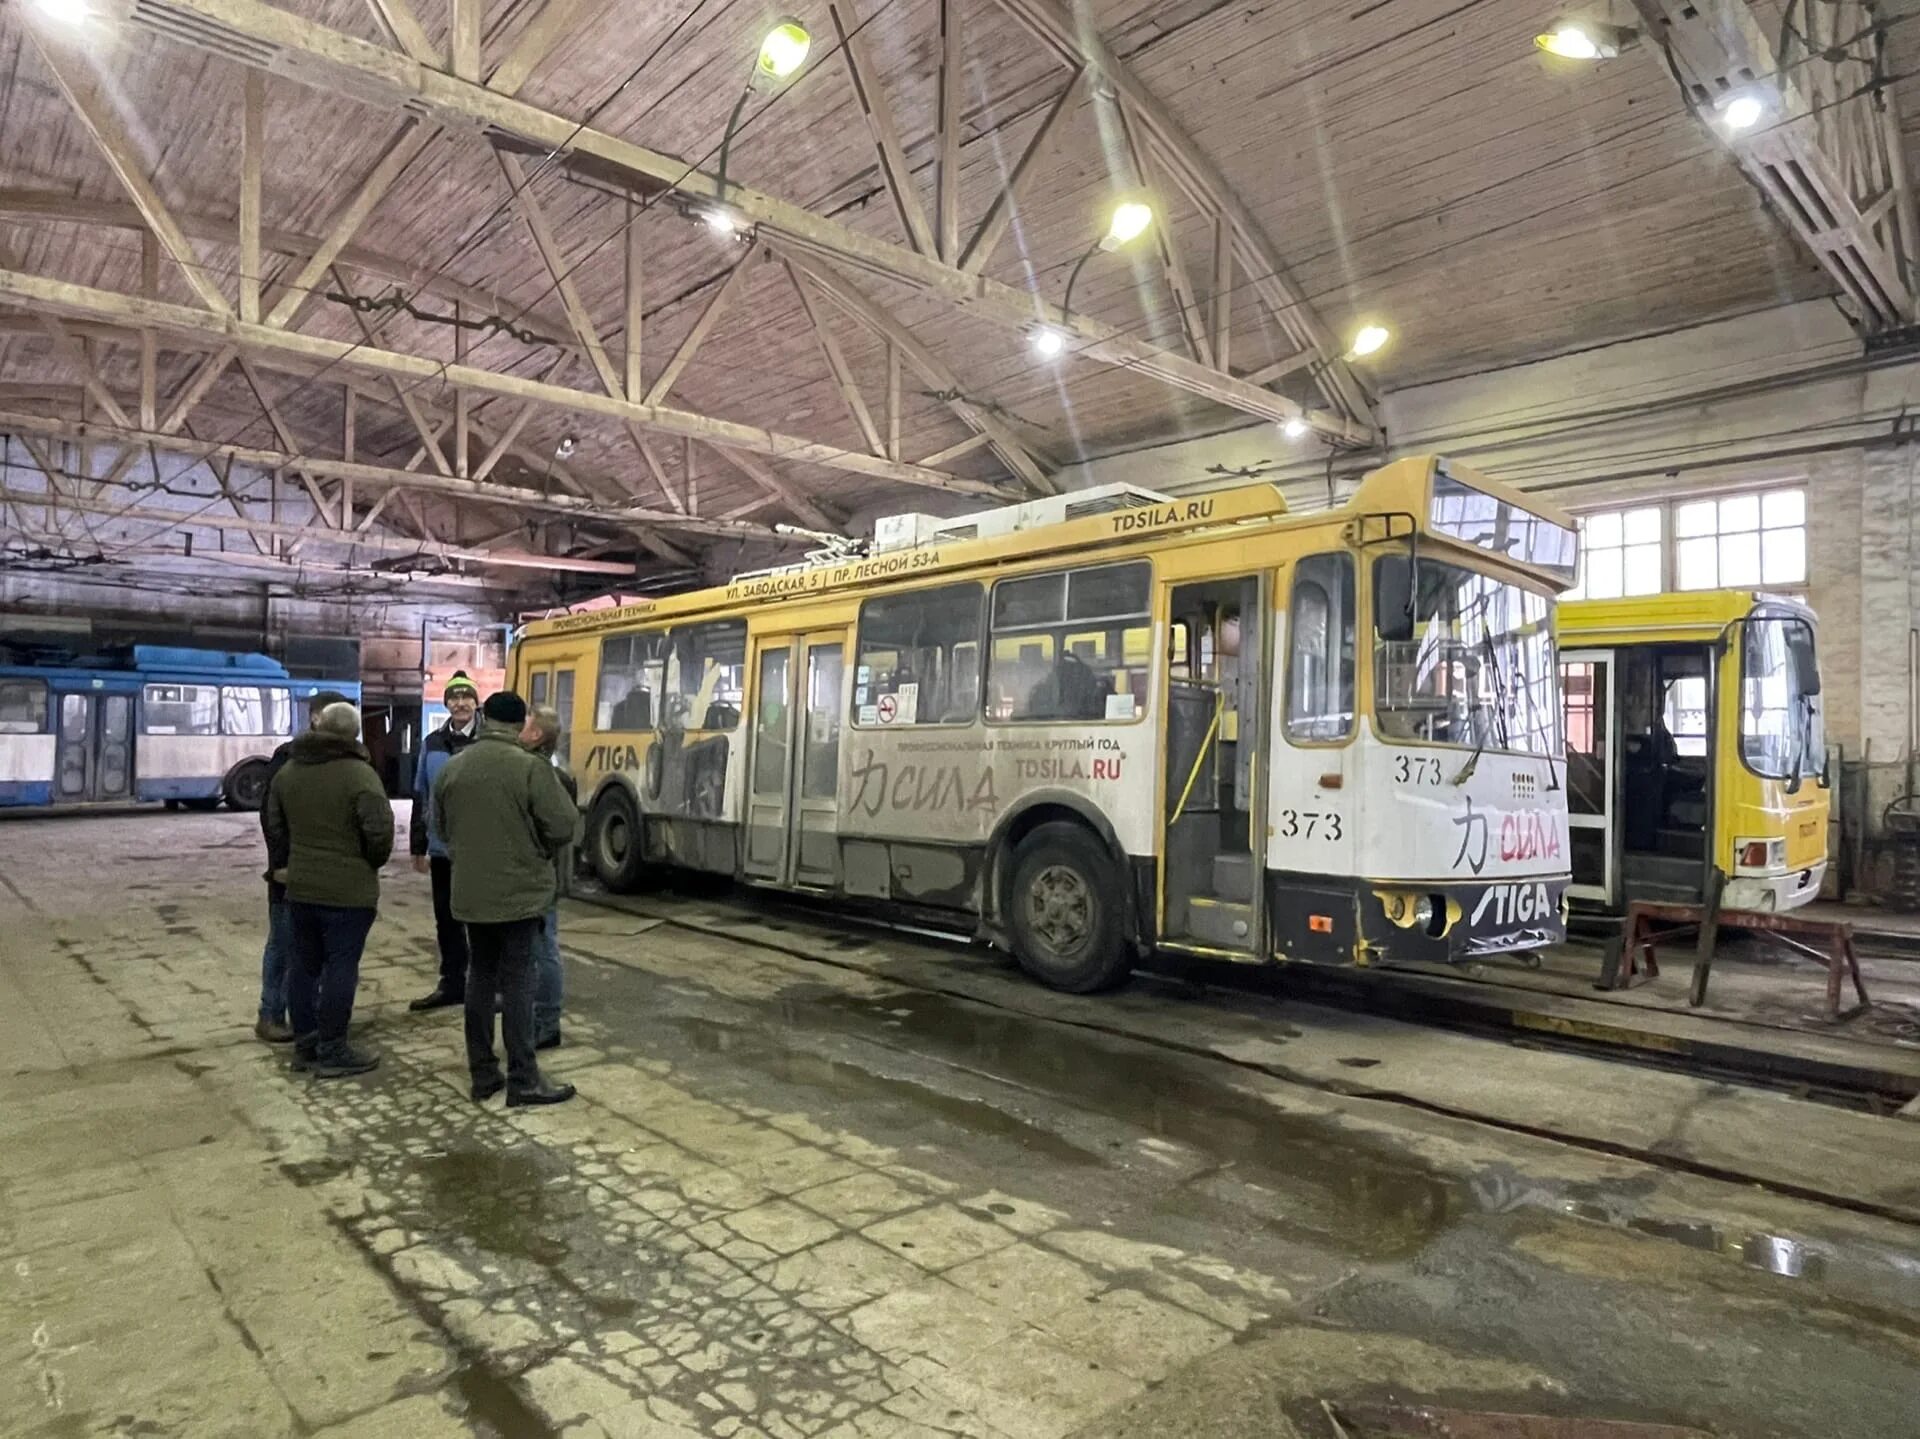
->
[[519, 705, 577, 1050], [256, 688, 350, 1043], [434, 691, 580, 1106], [408, 671, 480, 1011], [264, 702, 395, 1078]]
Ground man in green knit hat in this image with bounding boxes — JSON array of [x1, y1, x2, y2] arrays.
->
[[407, 670, 480, 1011]]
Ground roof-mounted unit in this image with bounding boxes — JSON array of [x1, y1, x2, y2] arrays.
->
[[871, 483, 1173, 553]]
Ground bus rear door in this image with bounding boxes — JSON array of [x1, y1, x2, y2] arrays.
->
[[744, 629, 847, 888], [1560, 649, 1617, 907], [52, 685, 135, 805]]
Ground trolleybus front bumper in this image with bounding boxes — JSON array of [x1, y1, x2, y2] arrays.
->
[[1269, 871, 1569, 965]]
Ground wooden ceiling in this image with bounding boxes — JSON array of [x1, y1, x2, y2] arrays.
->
[[0, 0, 1859, 595]]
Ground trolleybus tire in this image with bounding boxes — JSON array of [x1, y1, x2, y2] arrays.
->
[[181, 796, 223, 812], [588, 786, 648, 892], [223, 758, 274, 812], [1007, 822, 1131, 993], [163, 799, 181, 812]]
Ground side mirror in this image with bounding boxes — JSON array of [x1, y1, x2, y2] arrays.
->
[[1374, 556, 1415, 643]]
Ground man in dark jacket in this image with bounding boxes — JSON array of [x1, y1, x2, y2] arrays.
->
[[255, 688, 349, 1042], [434, 691, 581, 1107], [265, 702, 395, 1078], [407, 671, 480, 1011]]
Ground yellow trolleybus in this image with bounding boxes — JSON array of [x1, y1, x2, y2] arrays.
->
[[512, 455, 1578, 991], [1558, 590, 1828, 914]]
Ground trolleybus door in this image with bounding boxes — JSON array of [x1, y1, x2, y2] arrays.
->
[[1160, 574, 1268, 953], [1560, 649, 1615, 905], [744, 631, 847, 887], [52, 690, 133, 804]]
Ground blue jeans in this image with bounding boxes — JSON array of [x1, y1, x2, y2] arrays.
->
[[533, 908, 563, 1039], [288, 902, 376, 1044], [258, 895, 293, 1025]]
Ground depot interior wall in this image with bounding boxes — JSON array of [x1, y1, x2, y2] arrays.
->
[[1067, 300, 1918, 785]]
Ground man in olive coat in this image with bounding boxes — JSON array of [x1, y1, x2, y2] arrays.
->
[[263, 702, 395, 1078], [433, 691, 581, 1106]]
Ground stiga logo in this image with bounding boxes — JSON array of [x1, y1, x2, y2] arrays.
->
[[584, 744, 643, 771], [1469, 879, 1552, 927]]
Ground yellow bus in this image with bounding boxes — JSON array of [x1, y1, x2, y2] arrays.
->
[[512, 455, 1578, 991], [1558, 590, 1828, 914]]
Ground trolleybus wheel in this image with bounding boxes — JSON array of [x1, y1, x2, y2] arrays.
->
[[163, 799, 181, 812], [588, 786, 647, 892], [1007, 822, 1131, 993], [223, 758, 273, 812], [181, 796, 222, 812]]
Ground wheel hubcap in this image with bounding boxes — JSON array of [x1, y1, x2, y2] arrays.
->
[[1026, 864, 1091, 954], [604, 815, 630, 865]]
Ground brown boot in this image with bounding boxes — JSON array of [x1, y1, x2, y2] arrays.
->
[[254, 1018, 295, 1043]]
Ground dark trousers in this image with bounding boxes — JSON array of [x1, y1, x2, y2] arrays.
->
[[429, 856, 470, 996], [288, 901, 376, 1044], [465, 917, 542, 1091]]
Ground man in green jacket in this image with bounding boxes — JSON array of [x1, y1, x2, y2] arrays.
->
[[433, 691, 582, 1107], [263, 702, 395, 1079]]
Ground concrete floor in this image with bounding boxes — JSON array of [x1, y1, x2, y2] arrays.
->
[[4, 808, 1920, 1439]]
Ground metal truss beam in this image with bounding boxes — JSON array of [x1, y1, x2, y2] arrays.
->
[[1632, 0, 1917, 329], [988, 0, 1377, 436], [106, 0, 1367, 445], [0, 407, 770, 542], [0, 267, 1012, 501]]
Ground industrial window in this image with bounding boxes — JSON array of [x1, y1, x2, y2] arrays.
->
[[595, 632, 669, 731], [1565, 488, 1806, 598], [666, 620, 747, 731], [1285, 554, 1355, 741], [221, 685, 292, 736], [987, 562, 1152, 724], [853, 582, 983, 727], [0, 678, 47, 734], [1675, 489, 1806, 590], [1565, 505, 1662, 600], [142, 683, 219, 735]]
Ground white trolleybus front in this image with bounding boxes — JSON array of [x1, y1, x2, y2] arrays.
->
[[515, 455, 1578, 992]]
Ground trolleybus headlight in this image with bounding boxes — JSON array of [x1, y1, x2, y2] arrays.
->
[[1735, 837, 1786, 872], [1412, 895, 1435, 928]]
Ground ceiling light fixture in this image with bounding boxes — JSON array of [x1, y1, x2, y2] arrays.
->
[[1534, 21, 1637, 60], [555, 433, 578, 460], [1716, 89, 1770, 133], [1282, 417, 1310, 440], [1346, 323, 1391, 360], [756, 18, 812, 80], [703, 206, 741, 236], [717, 19, 813, 204], [1061, 197, 1156, 316], [1030, 327, 1066, 359]]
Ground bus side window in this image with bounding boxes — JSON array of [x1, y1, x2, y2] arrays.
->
[[0, 678, 48, 734], [596, 632, 668, 731], [988, 562, 1151, 723], [1286, 555, 1355, 742], [853, 583, 984, 726], [667, 620, 746, 730]]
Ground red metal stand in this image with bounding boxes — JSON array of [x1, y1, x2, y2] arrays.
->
[[1614, 899, 1870, 1018]]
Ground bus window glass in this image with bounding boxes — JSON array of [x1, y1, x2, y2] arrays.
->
[[1743, 617, 1824, 779], [597, 632, 668, 731], [1372, 558, 1557, 755], [988, 562, 1151, 723], [0, 678, 48, 734], [1286, 554, 1355, 741], [668, 620, 747, 730], [853, 583, 983, 726], [552, 669, 576, 762], [221, 685, 289, 736], [144, 683, 219, 735], [268, 689, 293, 735], [1662, 674, 1709, 757]]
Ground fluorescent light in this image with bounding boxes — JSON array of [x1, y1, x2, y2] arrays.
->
[[36, 0, 90, 21], [1282, 417, 1309, 440], [1030, 327, 1066, 358], [1346, 323, 1391, 360]]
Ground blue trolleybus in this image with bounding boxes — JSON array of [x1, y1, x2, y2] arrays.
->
[[0, 646, 361, 812]]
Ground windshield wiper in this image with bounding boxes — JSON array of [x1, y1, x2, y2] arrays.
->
[[1450, 625, 1499, 786]]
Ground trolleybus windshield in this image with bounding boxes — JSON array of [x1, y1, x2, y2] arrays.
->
[[1373, 557, 1558, 756], [1743, 614, 1824, 781]]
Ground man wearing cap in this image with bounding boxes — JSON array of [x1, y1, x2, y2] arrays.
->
[[433, 691, 582, 1107], [408, 671, 480, 1011], [255, 688, 351, 1042]]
